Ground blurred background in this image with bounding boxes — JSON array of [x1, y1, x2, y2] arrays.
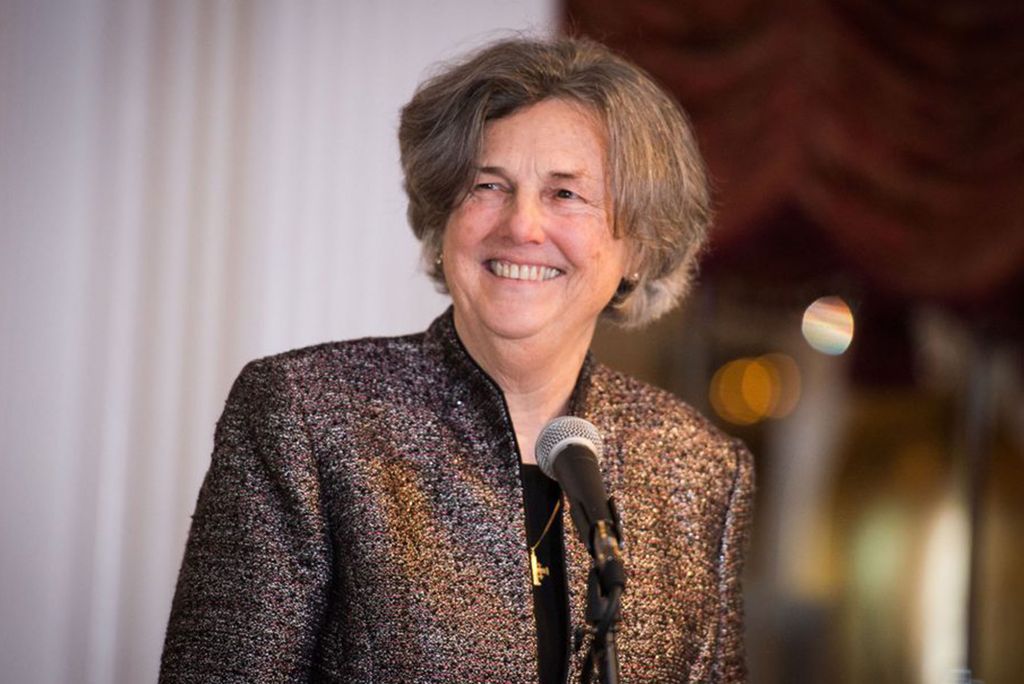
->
[[1, 1, 1021, 682]]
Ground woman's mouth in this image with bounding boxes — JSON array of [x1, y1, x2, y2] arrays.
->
[[487, 259, 562, 282]]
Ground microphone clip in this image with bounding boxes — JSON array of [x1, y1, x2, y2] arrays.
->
[[590, 497, 625, 593]]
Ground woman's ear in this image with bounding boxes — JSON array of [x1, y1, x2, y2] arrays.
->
[[611, 247, 641, 306], [622, 242, 642, 286]]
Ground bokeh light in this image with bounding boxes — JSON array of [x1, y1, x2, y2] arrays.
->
[[710, 353, 802, 425], [802, 296, 855, 355], [761, 353, 801, 418]]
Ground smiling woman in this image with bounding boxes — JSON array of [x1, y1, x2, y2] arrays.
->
[[442, 100, 630, 458], [161, 36, 753, 684], [402, 39, 711, 330]]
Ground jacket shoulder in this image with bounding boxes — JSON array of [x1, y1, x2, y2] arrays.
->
[[246, 331, 426, 376], [589, 363, 752, 475], [239, 331, 426, 389]]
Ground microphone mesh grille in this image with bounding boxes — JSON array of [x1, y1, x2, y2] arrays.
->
[[535, 416, 603, 480]]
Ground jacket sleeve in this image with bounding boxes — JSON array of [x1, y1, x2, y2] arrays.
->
[[160, 359, 333, 682], [711, 440, 755, 682]]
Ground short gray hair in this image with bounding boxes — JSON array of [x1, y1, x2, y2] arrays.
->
[[398, 36, 710, 327]]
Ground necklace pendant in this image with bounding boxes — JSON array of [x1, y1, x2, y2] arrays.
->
[[530, 548, 550, 586]]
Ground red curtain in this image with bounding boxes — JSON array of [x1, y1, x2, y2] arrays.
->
[[564, 0, 1024, 305]]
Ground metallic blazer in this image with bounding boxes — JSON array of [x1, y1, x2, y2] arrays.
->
[[160, 309, 754, 683]]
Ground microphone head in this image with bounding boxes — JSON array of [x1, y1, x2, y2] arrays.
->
[[535, 416, 603, 480]]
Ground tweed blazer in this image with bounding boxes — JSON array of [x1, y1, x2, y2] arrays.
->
[[160, 309, 754, 683]]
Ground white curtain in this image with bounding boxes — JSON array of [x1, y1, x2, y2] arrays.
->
[[0, 1, 554, 681]]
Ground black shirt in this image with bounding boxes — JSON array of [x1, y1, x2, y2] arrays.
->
[[520, 463, 569, 684]]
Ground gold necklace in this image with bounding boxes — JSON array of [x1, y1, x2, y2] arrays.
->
[[528, 499, 562, 586]]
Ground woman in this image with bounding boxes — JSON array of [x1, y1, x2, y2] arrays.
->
[[161, 36, 753, 683]]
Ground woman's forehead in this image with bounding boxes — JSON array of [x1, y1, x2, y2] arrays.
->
[[476, 99, 608, 180]]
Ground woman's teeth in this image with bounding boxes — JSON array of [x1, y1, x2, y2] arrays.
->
[[488, 260, 561, 281]]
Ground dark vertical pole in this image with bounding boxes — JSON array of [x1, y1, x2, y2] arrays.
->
[[962, 329, 993, 682]]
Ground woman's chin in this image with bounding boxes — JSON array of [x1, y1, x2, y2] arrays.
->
[[485, 312, 553, 342], [458, 303, 560, 345]]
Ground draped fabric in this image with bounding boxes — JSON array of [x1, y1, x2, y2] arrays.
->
[[564, 0, 1024, 304], [0, 2, 554, 682]]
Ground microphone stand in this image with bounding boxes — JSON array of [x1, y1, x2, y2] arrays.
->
[[583, 567, 622, 684], [581, 514, 625, 684]]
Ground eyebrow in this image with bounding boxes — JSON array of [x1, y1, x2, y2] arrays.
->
[[476, 166, 592, 181], [476, 166, 509, 178]]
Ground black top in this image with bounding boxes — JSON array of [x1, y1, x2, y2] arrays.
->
[[520, 463, 569, 684]]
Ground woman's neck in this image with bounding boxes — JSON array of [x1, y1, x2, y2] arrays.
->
[[453, 311, 593, 464]]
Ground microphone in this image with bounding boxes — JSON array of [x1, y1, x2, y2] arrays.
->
[[537, 416, 625, 683], [535, 417, 623, 578]]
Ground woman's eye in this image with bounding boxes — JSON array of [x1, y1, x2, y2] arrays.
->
[[474, 182, 502, 192], [555, 189, 580, 200]]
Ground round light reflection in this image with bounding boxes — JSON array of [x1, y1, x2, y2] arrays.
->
[[802, 296, 854, 355]]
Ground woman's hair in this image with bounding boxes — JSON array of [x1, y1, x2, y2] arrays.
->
[[398, 35, 710, 327]]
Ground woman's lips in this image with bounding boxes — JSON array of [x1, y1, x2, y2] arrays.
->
[[487, 259, 563, 282]]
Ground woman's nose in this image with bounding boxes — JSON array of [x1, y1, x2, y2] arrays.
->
[[502, 193, 546, 244]]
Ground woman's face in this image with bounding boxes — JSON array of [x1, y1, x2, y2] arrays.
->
[[442, 98, 630, 352]]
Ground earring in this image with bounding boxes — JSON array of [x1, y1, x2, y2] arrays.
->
[[611, 273, 640, 305]]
